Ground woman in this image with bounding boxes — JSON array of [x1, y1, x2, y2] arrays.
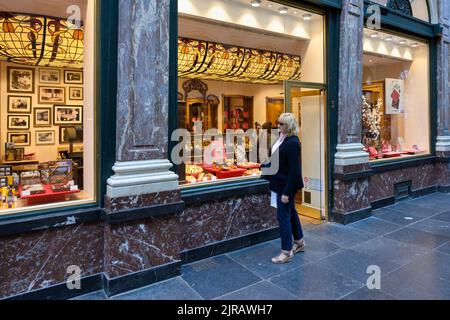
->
[[266, 113, 305, 264]]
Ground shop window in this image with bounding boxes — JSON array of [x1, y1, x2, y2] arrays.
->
[[0, 0, 96, 215], [176, 0, 325, 186], [362, 29, 430, 162], [368, 0, 430, 22]]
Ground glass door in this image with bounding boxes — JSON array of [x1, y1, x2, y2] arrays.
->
[[285, 81, 327, 220]]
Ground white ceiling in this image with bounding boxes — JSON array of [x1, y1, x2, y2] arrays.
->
[[0, 0, 87, 20]]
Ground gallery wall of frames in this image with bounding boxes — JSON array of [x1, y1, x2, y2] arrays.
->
[[0, 63, 84, 162]]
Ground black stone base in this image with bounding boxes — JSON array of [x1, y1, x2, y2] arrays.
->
[[180, 227, 280, 264], [438, 185, 450, 193], [331, 207, 372, 225], [4, 274, 103, 301], [103, 261, 182, 297]]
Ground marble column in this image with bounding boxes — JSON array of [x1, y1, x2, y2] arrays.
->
[[106, 0, 179, 209], [333, 0, 370, 223], [436, 0, 450, 190], [103, 0, 182, 290]]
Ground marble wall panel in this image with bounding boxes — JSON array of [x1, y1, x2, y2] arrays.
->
[[105, 190, 181, 212], [333, 178, 370, 214]]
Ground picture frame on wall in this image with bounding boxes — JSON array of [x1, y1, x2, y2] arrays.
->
[[54, 105, 83, 125], [385, 78, 405, 114], [7, 67, 35, 94], [7, 96, 32, 113], [64, 70, 83, 84], [38, 86, 66, 104], [34, 107, 52, 127], [59, 126, 83, 144], [39, 68, 60, 84], [7, 132, 31, 146], [7, 115, 30, 130], [69, 87, 83, 100], [36, 130, 55, 145]]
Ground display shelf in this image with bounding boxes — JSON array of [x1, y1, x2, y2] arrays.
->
[[19, 184, 80, 200]]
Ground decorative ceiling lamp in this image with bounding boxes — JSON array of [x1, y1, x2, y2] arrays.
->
[[0, 13, 84, 68], [178, 37, 301, 84]]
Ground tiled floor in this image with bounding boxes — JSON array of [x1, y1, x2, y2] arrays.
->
[[73, 193, 450, 300]]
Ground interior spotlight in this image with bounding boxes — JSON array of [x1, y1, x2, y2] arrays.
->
[[385, 36, 393, 41], [279, 7, 288, 14], [303, 13, 312, 20], [411, 43, 419, 48], [370, 32, 378, 38], [399, 40, 407, 45], [250, 0, 261, 7]]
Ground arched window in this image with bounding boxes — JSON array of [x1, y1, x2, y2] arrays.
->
[[369, 0, 433, 23]]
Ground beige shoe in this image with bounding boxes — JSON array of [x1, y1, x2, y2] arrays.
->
[[293, 239, 306, 254], [271, 250, 293, 264]]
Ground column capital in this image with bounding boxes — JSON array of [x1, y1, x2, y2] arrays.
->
[[436, 136, 450, 152]]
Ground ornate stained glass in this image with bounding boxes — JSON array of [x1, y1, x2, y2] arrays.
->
[[0, 13, 84, 68], [178, 37, 301, 84]]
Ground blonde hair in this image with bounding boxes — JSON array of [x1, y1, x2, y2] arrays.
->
[[278, 113, 299, 137]]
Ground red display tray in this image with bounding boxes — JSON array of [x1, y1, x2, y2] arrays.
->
[[383, 152, 402, 158], [203, 166, 246, 179], [237, 163, 262, 169], [19, 184, 80, 199]]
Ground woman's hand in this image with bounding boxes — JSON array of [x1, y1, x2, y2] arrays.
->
[[281, 195, 289, 204]]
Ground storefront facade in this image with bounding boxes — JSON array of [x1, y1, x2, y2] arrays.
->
[[0, 0, 449, 299]]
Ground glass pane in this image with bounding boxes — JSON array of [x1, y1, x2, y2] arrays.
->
[[0, 1, 96, 216], [287, 85, 326, 220], [368, 0, 430, 22], [362, 29, 430, 162], [177, 0, 325, 186]]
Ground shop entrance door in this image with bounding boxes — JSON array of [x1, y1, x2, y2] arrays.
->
[[285, 81, 327, 221]]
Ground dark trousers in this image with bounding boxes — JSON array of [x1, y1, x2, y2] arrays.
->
[[276, 193, 304, 251]]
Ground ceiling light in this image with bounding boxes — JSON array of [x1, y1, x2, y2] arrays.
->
[[385, 36, 393, 41], [303, 13, 312, 20], [268, 4, 272, 7], [250, 0, 261, 7], [399, 40, 407, 45], [279, 7, 288, 14], [369, 59, 373, 63], [411, 43, 419, 48], [370, 32, 378, 38], [293, 11, 297, 14]]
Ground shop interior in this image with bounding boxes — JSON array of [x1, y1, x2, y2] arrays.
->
[[362, 28, 430, 161], [178, 0, 326, 219], [0, 0, 95, 214]]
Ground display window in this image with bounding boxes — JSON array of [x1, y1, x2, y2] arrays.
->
[[177, 0, 325, 186], [362, 28, 430, 162], [0, 0, 96, 215]]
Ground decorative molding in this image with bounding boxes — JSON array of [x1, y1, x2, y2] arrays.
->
[[436, 136, 450, 152], [334, 143, 369, 165], [107, 159, 179, 197], [387, 0, 413, 17], [183, 78, 208, 100]]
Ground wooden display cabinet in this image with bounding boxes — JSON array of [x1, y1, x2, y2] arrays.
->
[[222, 95, 254, 131]]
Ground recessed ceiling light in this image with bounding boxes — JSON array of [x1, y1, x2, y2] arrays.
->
[[411, 43, 419, 48], [399, 40, 407, 45], [250, 0, 261, 7], [268, 4, 272, 7], [369, 59, 373, 63], [385, 36, 393, 41], [279, 7, 288, 14], [303, 13, 312, 20], [293, 11, 297, 14], [370, 32, 378, 38]]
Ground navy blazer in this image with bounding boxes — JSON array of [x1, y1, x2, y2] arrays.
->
[[262, 135, 304, 197]]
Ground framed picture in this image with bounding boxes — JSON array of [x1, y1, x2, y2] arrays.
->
[[385, 78, 405, 114], [69, 87, 83, 100], [34, 108, 52, 127], [8, 115, 30, 130], [64, 70, 83, 84], [36, 130, 55, 145], [7, 132, 31, 146], [7, 67, 35, 93], [54, 105, 83, 125], [38, 86, 66, 104], [59, 126, 83, 144], [7, 96, 32, 113], [39, 68, 60, 84]]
